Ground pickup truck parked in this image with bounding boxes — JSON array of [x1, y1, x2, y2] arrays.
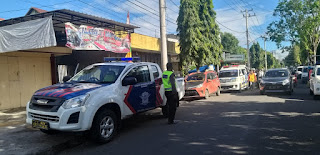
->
[[26, 59, 184, 143]]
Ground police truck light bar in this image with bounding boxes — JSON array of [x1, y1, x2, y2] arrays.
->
[[104, 57, 141, 62]]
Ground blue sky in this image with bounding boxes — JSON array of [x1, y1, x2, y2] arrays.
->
[[0, 0, 289, 59]]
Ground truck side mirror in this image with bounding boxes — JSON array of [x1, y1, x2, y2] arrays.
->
[[122, 77, 138, 86], [63, 76, 71, 83]]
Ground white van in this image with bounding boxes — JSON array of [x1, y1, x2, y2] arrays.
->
[[310, 65, 320, 100], [219, 65, 249, 91]]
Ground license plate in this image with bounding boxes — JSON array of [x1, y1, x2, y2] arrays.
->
[[269, 86, 278, 89], [32, 120, 49, 130]]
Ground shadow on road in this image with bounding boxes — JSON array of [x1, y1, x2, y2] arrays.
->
[[58, 85, 320, 155], [228, 84, 315, 101]]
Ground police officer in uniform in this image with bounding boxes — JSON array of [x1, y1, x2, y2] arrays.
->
[[162, 63, 178, 124]]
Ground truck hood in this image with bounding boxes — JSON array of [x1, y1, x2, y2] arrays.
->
[[33, 83, 110, 99]]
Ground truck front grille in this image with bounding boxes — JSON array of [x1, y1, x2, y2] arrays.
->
[[30, 113, 59, 122], [29, 96, 65, 112]]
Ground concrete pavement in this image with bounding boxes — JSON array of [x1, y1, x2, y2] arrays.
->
[[1, 84, 319, 154], [60, 84, 320, 155]]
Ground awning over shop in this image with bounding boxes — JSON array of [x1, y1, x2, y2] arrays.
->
[[0, 9, 139, 53], [0, 16, 56, 53]]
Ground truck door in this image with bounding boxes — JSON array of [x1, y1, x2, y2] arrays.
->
[[124, 65, 156, 113], [150, 65, 163, 107]]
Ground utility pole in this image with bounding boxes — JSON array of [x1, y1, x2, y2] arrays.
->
[[314, 51, 317, 65], [159, 0, 168, 70], [262, 35, 267, 70], [242, 9, 255, 69]]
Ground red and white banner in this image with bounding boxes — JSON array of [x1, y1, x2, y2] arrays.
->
[[65, 22, 130, 53]]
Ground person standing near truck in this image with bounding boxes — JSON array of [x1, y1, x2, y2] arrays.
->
[[249, 70, 257, 90], [162, 63, 178, 124]]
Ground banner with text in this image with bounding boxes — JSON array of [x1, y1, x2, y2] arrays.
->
[[65, 22, 130, 53]]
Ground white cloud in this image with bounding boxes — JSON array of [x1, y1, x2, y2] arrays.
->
[[102, 0, 179, 37], [215, 2, 274, 47], [272, 49, 289, 60]]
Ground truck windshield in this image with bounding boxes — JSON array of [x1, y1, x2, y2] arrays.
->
[[317, 68, 320, 76], [219, 70, 238, 78], [70, 65, 125, 83], [265, 70, 288, 77], [186, 73, 205, 82]]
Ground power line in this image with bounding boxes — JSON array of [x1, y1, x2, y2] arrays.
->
[[94, 0, 160, 28], [222, 1, 241, 13], [75, 0, 158, 33], [135, 0, 177, 23], [220, 18, 243, 23], [216, 20, 245, 33], [0, 0, 73, 14], [168, 0, 179, 9], [126, 0, 176, 25], [236, 0, 266, 34]]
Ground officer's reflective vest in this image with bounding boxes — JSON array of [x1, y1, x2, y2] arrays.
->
[[162, 71, 173, 91]]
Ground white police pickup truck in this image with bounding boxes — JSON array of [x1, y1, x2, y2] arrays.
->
[[26, 58, 184, 143]]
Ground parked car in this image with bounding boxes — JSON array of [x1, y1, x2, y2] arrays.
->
[[219, 65, 249, 92], [184, 71, 221, 99], [309, 65, 320, 100], [26, 59, 185, 143], [302, 66, 313, 83], [296, 66, 303, 79], [259, 68, 293, 95]]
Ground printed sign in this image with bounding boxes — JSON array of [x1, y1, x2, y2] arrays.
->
[[65, 22, 130, 53], [225, 53, 245, 61]]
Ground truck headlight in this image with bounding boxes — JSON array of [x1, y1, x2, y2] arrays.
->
[[62, 94, 90, 109], [282, 79, 290, 85]]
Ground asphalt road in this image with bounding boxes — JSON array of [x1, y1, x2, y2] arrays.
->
[[59, 84, 320, 155]]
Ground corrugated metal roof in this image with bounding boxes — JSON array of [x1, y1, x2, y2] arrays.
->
[[0, 9, 138, 32]]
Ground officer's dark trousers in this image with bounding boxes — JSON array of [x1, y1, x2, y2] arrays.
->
[[165, 91, 177, 123]]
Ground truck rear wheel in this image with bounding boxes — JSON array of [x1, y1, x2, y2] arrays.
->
[[90, 109, 118, 143]]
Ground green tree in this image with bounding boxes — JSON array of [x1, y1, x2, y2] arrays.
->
[[267, 0, 320, 65], [249, 43, 264, 69], [283, 45, 301, 66], [220, 32, 239, 53], [237, 46, 248, 63], [199, 0, 222, 66], [266, 52, 275, 68], [177, 0, 202, 71], [299, 0, 320, 64], [178, 0, 222, 70]]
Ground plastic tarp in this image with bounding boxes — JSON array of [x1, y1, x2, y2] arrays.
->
[[188, 64, 215, 73], [0, 16, 56, 53]]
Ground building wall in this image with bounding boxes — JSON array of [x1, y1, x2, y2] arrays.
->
[[131, 33, 180, 54], [0, 52, 52, 110]]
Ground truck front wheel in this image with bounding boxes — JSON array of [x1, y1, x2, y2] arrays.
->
[[90, 109, 118, 143]]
